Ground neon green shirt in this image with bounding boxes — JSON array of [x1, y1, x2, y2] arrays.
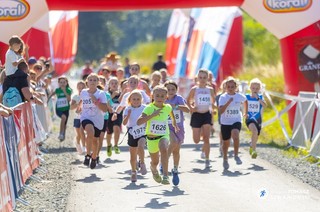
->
[[143, 103, 172, 136]]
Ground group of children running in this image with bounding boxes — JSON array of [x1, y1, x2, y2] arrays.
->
[[50, 64, 266, 186]]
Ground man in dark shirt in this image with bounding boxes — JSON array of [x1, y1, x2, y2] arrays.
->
[[152, 53, 167, 72]]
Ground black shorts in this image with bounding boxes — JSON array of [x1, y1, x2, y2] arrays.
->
[[56, 109, 69, 124], [127, 133, 146, 147], [73, 119, 81, 128], [81, 119, 101, 138], [107, 113, 123, 134], [190, 111, 212, 128], [246, 119, 261, 135], [221, 122, 242, 141], [101, 119, 108, 132]]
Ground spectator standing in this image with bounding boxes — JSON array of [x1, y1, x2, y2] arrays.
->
[[152, 53, 167, 72]]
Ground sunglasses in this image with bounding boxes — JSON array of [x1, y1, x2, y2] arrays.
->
[[130, 67, 139, 71]]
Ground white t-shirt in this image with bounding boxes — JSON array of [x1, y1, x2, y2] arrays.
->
[[219, 93, 247, 125], [119, 90, 150, 107], [5, 49, 20, 76], [80, 88, 107, 130], [123, 105, 146, 128]]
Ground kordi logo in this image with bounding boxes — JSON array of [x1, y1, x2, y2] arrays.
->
[[0, 0, 30, 21], [263, 0, 312, 13]]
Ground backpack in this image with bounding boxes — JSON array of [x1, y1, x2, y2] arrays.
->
[[3, 87, 23, 107]]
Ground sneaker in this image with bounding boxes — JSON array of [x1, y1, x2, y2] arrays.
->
[[223, 160, 229, 170], [90, 158, 97, 169], [234, 156, 242, 165], [200, 152, 205, 159], [249, 147, 253, 155], [107, 145, 112, 157], [131, 171, 137, 182], [96, 156, 100, 164], [58, 134, 63, 141], [114, 146, 121, 154], [171, 169, 179, 186], [150, 165, 162, 183], [159, 164, 163, 175], [83, 154, 91, 166], [75, 143, 82, 155], [82, 146, 87, 155], [251, 151, 258, 159], [205, 159, 211, 168], [140, 162, 147, 175], [161, 175, 170, 185]]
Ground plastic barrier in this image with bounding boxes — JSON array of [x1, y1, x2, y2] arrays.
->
[[0, 102, 50, 211]]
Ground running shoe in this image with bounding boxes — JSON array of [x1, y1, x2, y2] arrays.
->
[[140, 162, 147, 175], [150, 165, 162, 183], [205, 159, 212, 168], [107, 145, 112, 157], [90, 158, 97, 169], [251, 151, 258, 159], [131, 171, 137, 182], [249, 146, 253, 155], [223, 160, 229, 170], [114, 146, 121, 154], [200, 152, 205, 159], [83, 154, 91, 166], [58, 134, 64, 141], [171, 169, 179, 186], [234, 156, 242, 165], [161, 175, 170, 185]]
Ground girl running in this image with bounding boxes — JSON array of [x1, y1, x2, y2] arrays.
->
[[80, 73, 108, 169], [245, 78, 267, 159], [219, 76, 248, 170], [123, 90, 147, 182], [106, 77, 122, 156], [187, 69, 216, 168], [164, 80, 189, 185], [137, 85, 179, 185], [49, 76, 72, 141], [70, 80, 86, 154]]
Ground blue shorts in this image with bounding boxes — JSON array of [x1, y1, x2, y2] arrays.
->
[[73, 119, 81, 128]]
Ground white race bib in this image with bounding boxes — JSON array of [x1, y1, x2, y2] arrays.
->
[[82, 98, 97, 116], [129, 125, 146, 139], [248, 101, 260, 113], [150, 120, 167, 135], [197, 94, 210, 106], [225, 106, 240, 118], [57, 97, 68, 108], [168, 110, 181, 124]]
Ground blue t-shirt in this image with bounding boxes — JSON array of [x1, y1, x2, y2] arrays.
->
[[246, 94, 263, 123]]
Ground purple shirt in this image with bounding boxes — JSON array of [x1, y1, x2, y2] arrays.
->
[[166, 94, 186, 129]]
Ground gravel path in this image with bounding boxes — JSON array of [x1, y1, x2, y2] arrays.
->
[[15, 118, 320, 211]]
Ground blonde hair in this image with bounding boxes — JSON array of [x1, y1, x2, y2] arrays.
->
[[127, 89, 143, 106], [152, 85, 168, 95], [128, 75, 139, 83], [197, 68, 209, 77], [249, 78, 262, 88], [225, 76, 238, 87], [150, 71, 161, 80]]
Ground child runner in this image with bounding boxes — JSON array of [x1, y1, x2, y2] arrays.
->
[[137, 85, 179, 185], [219, 77, 248, 170], [164, 80, 189, 186], [245, 78, 267, 159], [123, 90, 147, 182], [96, 83, 113, 164], [106, 77, 122, 156], [80, 73, 108, 169], [70, 80, 86, 154], [48, 76, 72, 141], [215, 79, 227, 157], [150, 71, 161, 91], [187, 69, 215, 168]]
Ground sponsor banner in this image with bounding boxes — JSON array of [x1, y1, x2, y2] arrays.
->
[[23, 103, 39, 170], [0, 118, 13, 212], [0, 0, 48, 43], [242, 0, 320, 38], [2, 116, 24, 194], [294, 36, 320, 83]]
